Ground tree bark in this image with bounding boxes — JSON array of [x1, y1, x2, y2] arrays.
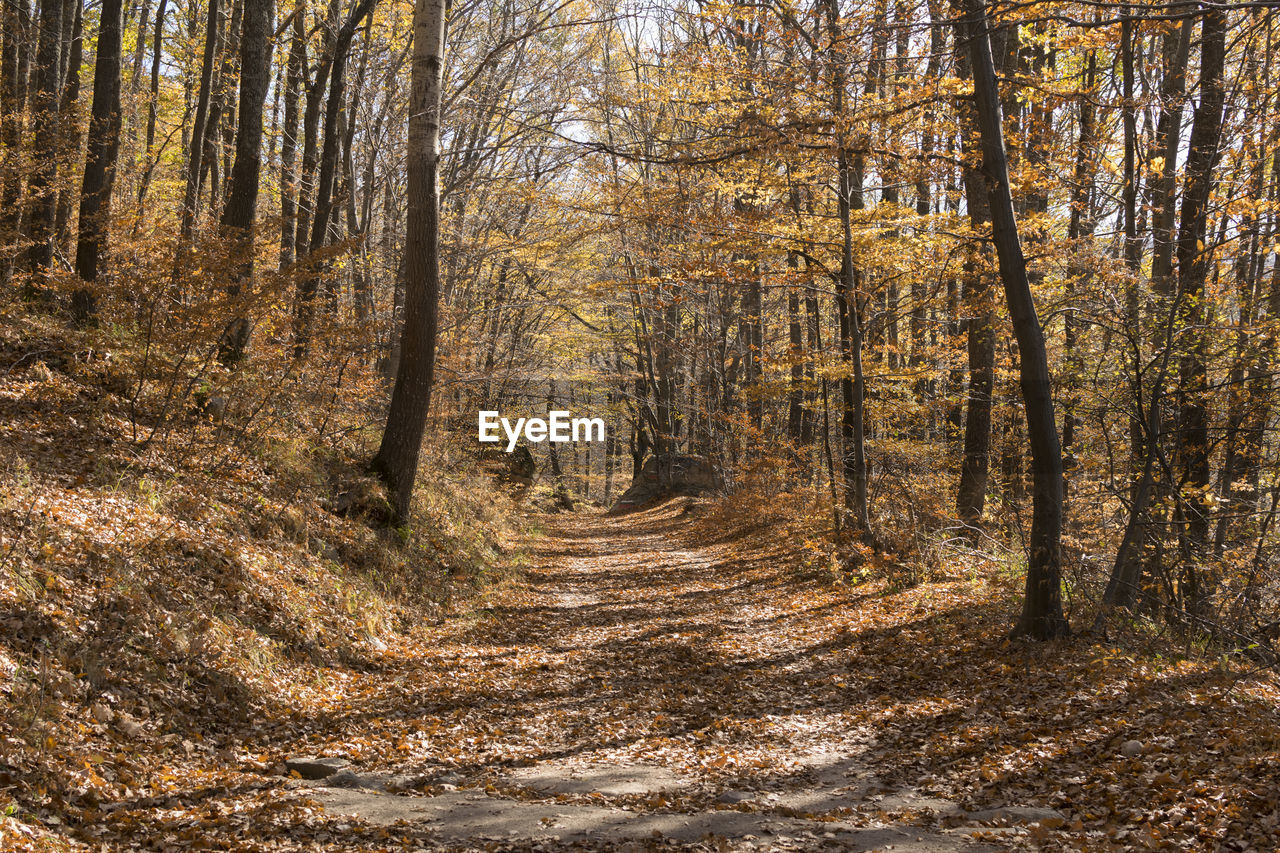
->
[[1062, 47, 1097, 498], [178, 0, 220, 242], [71, 0, 124, 325], [824, 0, 871, 539], [52, 0, 82, 252], [294, 0, 379, 358], [1173, 6, 1227, 574], [0, 0, 32, 283], [216, 0, 275, 365], [373, 0, 447, 522], [953, 9, 994, 530], [279, 0, 305, 269], [962, 0, 1068, 640], [134, 0, 167, 206], [22, 0, 68, 294]]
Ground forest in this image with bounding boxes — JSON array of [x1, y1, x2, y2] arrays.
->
[[3, 0, 1280, 849]]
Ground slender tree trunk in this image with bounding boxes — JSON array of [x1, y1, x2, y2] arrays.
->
[[953, 3, 993, 530], [279, 0, 305, 269], [294, 0, 378, 358], [52, 0, 82, 253], [373, 0, 448, 522], [1149, 21, 1193, 296], [825, 0, 871, 539], [178, 0, 220, 242], [136, 0, 167, 206], [1173, 7, 1228, 581], [787, 252, 804, 443], [71, 0, 124, 325], [295, 1, 337, 267], [216, 0, 274, 365], [1062, 48, 1097, 498], [963, 0, 1068, 640], [0, 0, 32, 283], [22, 0, 68, 294]]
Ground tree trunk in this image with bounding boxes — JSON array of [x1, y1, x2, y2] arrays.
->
[[1149, 21, 1193, 296], [178, 0, 220, 242], [1062, 46, 1097, 500], [787, 252, 804, 443], [952, 1, 994, 530], [1172, 8, 1227, 568], [52, 0, 83, 253], [825, 0, 870, 539], [294, 0, 378, 358], [71, 0, 124, 325], [135, 0, 167, 207], [22, 0, 68, 294], [963, 0, 1068, 640], [0, 0, 32, 284], [279, 0, 305, 269], [373, 0, 447, 522], [216, 0, 274, 365]]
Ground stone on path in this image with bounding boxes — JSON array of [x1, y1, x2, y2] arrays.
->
[[284, 756, 348, 780]]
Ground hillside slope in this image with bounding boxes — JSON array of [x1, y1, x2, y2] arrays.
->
[[0, 311, 530, 850]]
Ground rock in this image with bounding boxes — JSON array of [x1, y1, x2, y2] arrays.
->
[[609, 455, 722, 513], [326, 770, 376, 789], [383, 773, 430, 792], [716, 790, 754, 805], [968, 806, 1066, 825], [1121, 739, 1144, 758], [285, 756, 349, 780]]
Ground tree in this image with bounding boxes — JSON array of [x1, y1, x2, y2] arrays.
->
[[179, 0, 221, 244], [962, 0, 1068, 640], [952, 2, 994, 531], [71, 0, 125, 326], [372, 0, 448, 522], [217, 0, 276, 365], [294, 0, 380, 358], [22, 0, 68, 295]]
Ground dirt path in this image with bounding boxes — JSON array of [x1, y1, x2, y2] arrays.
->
[[285, 502, 1049, 850]]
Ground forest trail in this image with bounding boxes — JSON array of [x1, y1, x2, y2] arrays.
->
[[293, 501, 1040, 850]]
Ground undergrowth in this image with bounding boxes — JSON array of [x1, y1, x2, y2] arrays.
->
[[0, 306, 530, 847]]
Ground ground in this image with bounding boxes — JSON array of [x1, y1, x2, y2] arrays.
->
[[6, 481, 1280, 850]]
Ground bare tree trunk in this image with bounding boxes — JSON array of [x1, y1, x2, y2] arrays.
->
[[294, 0, 378, 358], [963, 0, 1068, 640], [824, 0, 871, 540], [52, 0, 82, 253], [22, 0, 68, 295], [953, 1, 993, 530], [1062, 47, 1097, 498], [294, 0, 337, 268], [1149, 20, 1193, 296], [178, 0, 220, 242], [373, 0, 447, 522], [70, 0, 123, 324], [787, 251, 804, 443], [0, 0, 32, 283], [216, 0, 275, 365], [71, 0, 124, 326], [278, 0, 305, 269], [135, 0, 167, 206], [1173, 6, 1228, 587]]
